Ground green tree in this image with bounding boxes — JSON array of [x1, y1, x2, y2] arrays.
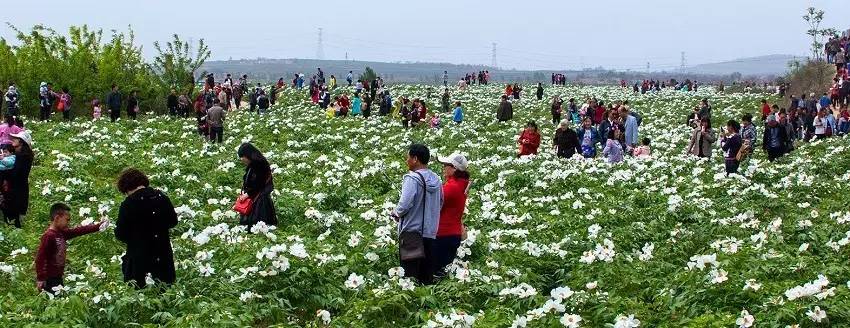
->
[[358, 66, 378, 82], [802, 7, 837, 61], [152, 34, 211, 95], [0, 24, 195, 116]]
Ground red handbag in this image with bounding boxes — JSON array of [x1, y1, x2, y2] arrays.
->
[[233, 196, 253, 216], [233, 168, 254, 216]]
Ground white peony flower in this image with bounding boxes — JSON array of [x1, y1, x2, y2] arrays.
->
[[344, 273, 365, 289], [560, 313, 582, 328], [613, 314, 640, 328], [806, 306, 827, 323], [736, 310, 754, 328], [316, 309, 331, 325]]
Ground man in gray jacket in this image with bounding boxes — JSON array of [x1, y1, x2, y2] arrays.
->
[[206, 98, 225, 143], [391, 144, 443, 284]]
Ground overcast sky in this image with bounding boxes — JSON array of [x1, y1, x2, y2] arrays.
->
[[1, 0, 848, 71]]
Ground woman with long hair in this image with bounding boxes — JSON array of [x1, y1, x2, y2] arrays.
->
[[237, 143, 277, 226], [2, 130, 33, 228]]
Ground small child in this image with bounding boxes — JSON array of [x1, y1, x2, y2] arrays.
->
[[92, 99, 102, 120], [326, 103, 336, 119], [452, 102, 463, 124], [430, 113, 441, 128], [0, 144, 15, 170], [34, 203, 108, 294], [633, 138, 652, 158], [602, 130, 624, 163]]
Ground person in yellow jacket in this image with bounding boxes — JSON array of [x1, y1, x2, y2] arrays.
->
[[391, 97, 403, 119], [326, 102, 336, 119], [329, 75, 337, 89]]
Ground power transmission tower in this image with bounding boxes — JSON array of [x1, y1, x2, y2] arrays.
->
[[316, 28, 325, 60], [491, 42, 497, 68], [680, 51, 686, 70], [345, 52, 348, 61]]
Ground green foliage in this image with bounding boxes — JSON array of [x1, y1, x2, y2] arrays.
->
[[0, 24, 203, 117], [1, 83, 849, 327], [152, 34, 211, 95], [358, 67, 377, 82]]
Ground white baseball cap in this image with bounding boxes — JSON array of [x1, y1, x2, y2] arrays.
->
[[10, 130, 32, 147], [438, 153, 468, 171]]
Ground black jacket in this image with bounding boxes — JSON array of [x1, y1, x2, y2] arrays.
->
[[242, 161, 272, 198], [167, 94, 178, 108], [107, 91, 122, 110], [553, 128, 581, 157], [497, 101, 513, 121], [240, 161, 277, 226], [115, 187, 177, 287], [127, 96, 138, 112], [1, 152, 32, 216], [762, 124, 788, 151], [257, 96, 270, 109]]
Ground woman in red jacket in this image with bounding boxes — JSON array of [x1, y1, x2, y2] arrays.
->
[[518, 121, 541, 156], [433, 154, 470, 278]]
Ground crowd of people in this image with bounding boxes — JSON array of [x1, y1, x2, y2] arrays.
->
[[457, 71, 490, 88], [9, 61, 850, 294], [504, 94, 644, 164]]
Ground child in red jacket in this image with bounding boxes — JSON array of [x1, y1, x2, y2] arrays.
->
[[517, 121, 541, 156], [34, 203, 108, 294]]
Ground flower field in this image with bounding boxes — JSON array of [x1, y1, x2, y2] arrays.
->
[[1, 84, 850, 327]]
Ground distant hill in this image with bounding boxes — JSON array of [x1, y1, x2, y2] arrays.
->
[[678, 55, 800, 76], [201, 55, 795, 84]]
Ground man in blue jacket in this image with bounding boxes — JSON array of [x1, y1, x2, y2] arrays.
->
[[391, 144, 443, 285], [107, 84, 122, 122], [819, 92, 832, 110], [620, 106, 639, 151]]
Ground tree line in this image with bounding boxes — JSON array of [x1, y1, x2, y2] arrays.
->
[[0, 24, 209, 116]]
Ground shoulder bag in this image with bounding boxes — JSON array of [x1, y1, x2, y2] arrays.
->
[[399, 172, 427, 261]]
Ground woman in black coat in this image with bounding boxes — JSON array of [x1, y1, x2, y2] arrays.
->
[[2, 130, 33, 228], [114, 168, 177, 288], [126, 90, 139, 120], [237, 143, 277, 226]]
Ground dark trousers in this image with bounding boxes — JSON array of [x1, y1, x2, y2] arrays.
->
[[40, 106, 51, 121], [766, 147, 783, 162], [5, 107, 18, 120], [62, 109, 71, 121], [552, 112, 561, 125], [431, 236, 461, 276], [209, 127, 223, 143], [168, 106, 177, 116], [249, 102, 256, 113], [43, 276, 63, 294], [400, 238, 434, 285], [110, 108, 120, 122], [724, 159, 739, 175], [557, 148, 576, 158], [127, 110, 137, 120], [4, 213, 21, 228]]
